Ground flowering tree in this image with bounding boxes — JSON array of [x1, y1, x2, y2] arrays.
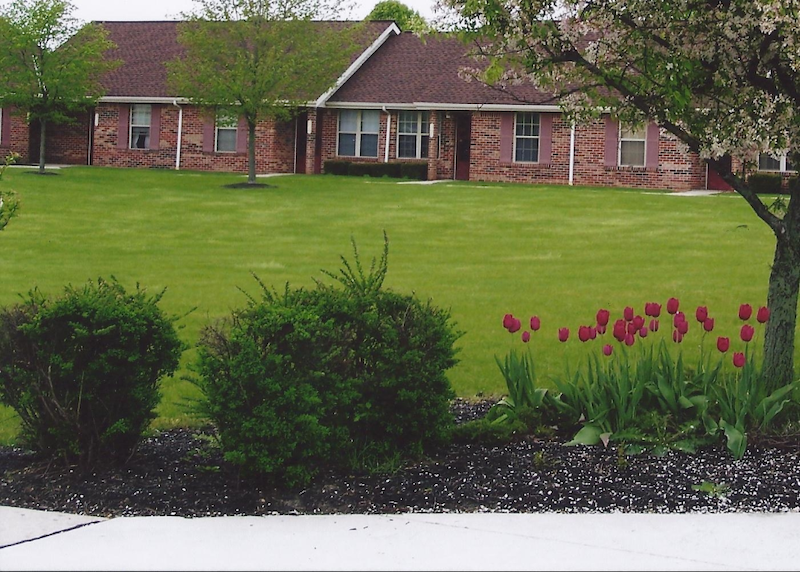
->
[[442, 0, 800, 388]]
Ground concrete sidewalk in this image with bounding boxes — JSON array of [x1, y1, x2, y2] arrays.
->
[[2, 508, 800, 571]]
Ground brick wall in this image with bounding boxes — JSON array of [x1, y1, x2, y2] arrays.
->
[[92, 103, 301, 174], [0, 107, 30, 163], [30, 111, 92, 165]]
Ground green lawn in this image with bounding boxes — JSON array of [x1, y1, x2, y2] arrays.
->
[[0, 166, 785, 442]]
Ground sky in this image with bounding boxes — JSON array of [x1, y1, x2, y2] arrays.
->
[[68, 0, 438, 24]]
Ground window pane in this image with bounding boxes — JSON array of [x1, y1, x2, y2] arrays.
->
[[131, 126, 150, 149], [421, 135, 429, 159], [361, 110, 380, 133], [515, 138, 539, 162], [620, 141, 645, 166], [338, 133, 356, 156], [398, 111, 417, 134], [131, 104, 151, 127], [216, 128, 237, 152], [398, 134, 417, 158], [217, 111, 238, 129], [516, 113, 540, 137], [339, 110, 358, 133], [759, 153, 781, 171], [620, 125, 646, 140], [360, 134, 379, 157]]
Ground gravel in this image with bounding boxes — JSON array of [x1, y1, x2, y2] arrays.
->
[[2, 399, 800, 518]]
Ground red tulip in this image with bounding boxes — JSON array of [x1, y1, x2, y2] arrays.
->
[[602, 344, 613, 356], [741, 324, 755, 342], [590, 327, 598, 340], [623, 306, 634, 322], [703, 318, 715, 332], [596, 309, 610, 327], [757, 306, 770, 324], [521, 331, 531, 343], [558, 328, 570, 342], [649, 319, 660, 332], [673, 330, 684, 343], [624, 333, 635, 346], [677, 320, 689, 335], [632, 316, 645, 331], [578, 326, 592, 342], [717, 336, 730, 353], [613, 319, 627, 342], [530, 316, 541, 331], [733, 352, 746, 368], [503, 314, 515, 330], [695, 306, 708, 323], [597, 324, 607, 335], [673, 311, 686, 328], [667, 297, 680, 315], [627, 322, 638, 335], [645, 302, 662, 318], [739, 304, 752, 321], [638, 327, 648, 338]]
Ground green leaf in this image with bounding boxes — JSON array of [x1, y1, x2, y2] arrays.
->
[[719, 419, 747, 460], [566, 424, 604, 446]]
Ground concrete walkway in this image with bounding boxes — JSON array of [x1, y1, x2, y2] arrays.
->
[[2, 507, 799, 571]]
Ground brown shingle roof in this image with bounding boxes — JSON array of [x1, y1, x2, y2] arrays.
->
[[97, 20, 397, 99], [327, 32, 558, 107]]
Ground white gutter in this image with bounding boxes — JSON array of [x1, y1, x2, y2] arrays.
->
[[173, 99, 183, 171], [324, 102, 564, 113], [99, 96, 190, 104], [315, 23, 401, 108], [568, 121, 575, 186], [382, 106, 391, 163]]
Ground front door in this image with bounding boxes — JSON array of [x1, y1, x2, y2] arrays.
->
[[455, 114, 471, 181], [707, 155, 733, 191]]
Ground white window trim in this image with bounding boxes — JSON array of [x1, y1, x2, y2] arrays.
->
[[337, 110, 379, 158], [397, 111, 429, 159], [215, 111, 238, 153], [618, 124, 647, 167], [129, 104, 151, 150], [759, 153, 795, 172], [513, 112, 540, 163]]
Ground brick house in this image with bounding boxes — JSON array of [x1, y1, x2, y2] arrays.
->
[[16, 20, 788, 191], [0, 107, 30, 163]]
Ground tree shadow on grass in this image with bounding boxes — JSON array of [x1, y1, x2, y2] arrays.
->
[[223, 182, 276, 189]]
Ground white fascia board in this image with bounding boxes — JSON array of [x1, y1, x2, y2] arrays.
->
[[314, 22, 402, 108], [99, 96, 191, 104], [324, 101, 564, 113]]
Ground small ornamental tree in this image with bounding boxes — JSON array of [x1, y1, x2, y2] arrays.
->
[[366, 0, 428, 32], [169, 0, 359, 185], [0, 278, 184, 467], [442, 0, 800, 389], [0, 0, 117, 174]]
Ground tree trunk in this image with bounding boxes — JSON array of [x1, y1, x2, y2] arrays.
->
[[38, 119, 47, 174], [247, 120, 257, 184], [762, 195, 800, 391]]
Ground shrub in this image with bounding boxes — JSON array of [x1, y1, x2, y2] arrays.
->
[[399, 161, 428, 180], [748, 173, 783, 194], [194, 234, 461, 487], [0, 278, 184, 467], [323, 160, 351, 176], [348, 162, 402, 178]]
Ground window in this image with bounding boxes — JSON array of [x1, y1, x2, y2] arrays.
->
[[215, 110, 238, 153], [619, 124, 647, 167], [759, 153, 795, 172], [514, 113, 540, 163], [398, 111, 430, 159], [130, 104, 151, 149], [338, 110, 379, 158]]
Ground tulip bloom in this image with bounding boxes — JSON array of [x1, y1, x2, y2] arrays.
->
[[590, 327, 598, 340], [503, 314, 515, 330], [717, 336, 730, 353], [530, 316, 541, 331], [623, 306, 634, 321], [596, 309, 610, 327], [673, 311, 686, 328], [597, 324, 607, 335], [703, 318, 715, 332], [578, 326, 592, 342], [649, 319, 660, 332], [695, 306, 708, 323], [602, 344, 613, 356], [638, 327, 648, 338], [507, 318, 522, 333], [627, 322, 638, 336], [558, 328, 570, 342], [624, 333, 635, 346], [632, 315, 645, 331], [739, 304, 753, 321], [521, 331, 531, 343], [645, 302, 662, 318], [757, 306, 770, 324], [677, 320, 689, 335], [667, 297, 680, 315], [673, 330, 684, 343], [741, 324, 755, 342], [733, 352, 746, 368], [613, 319, 627, 342]]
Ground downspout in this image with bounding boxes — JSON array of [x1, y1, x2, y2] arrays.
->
[[568, 121, 576, 186], [382, 106, 390, 163], [173, 99, 183, 171]]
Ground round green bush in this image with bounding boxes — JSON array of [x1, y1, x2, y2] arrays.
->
[[0, 278, 184, 467]]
